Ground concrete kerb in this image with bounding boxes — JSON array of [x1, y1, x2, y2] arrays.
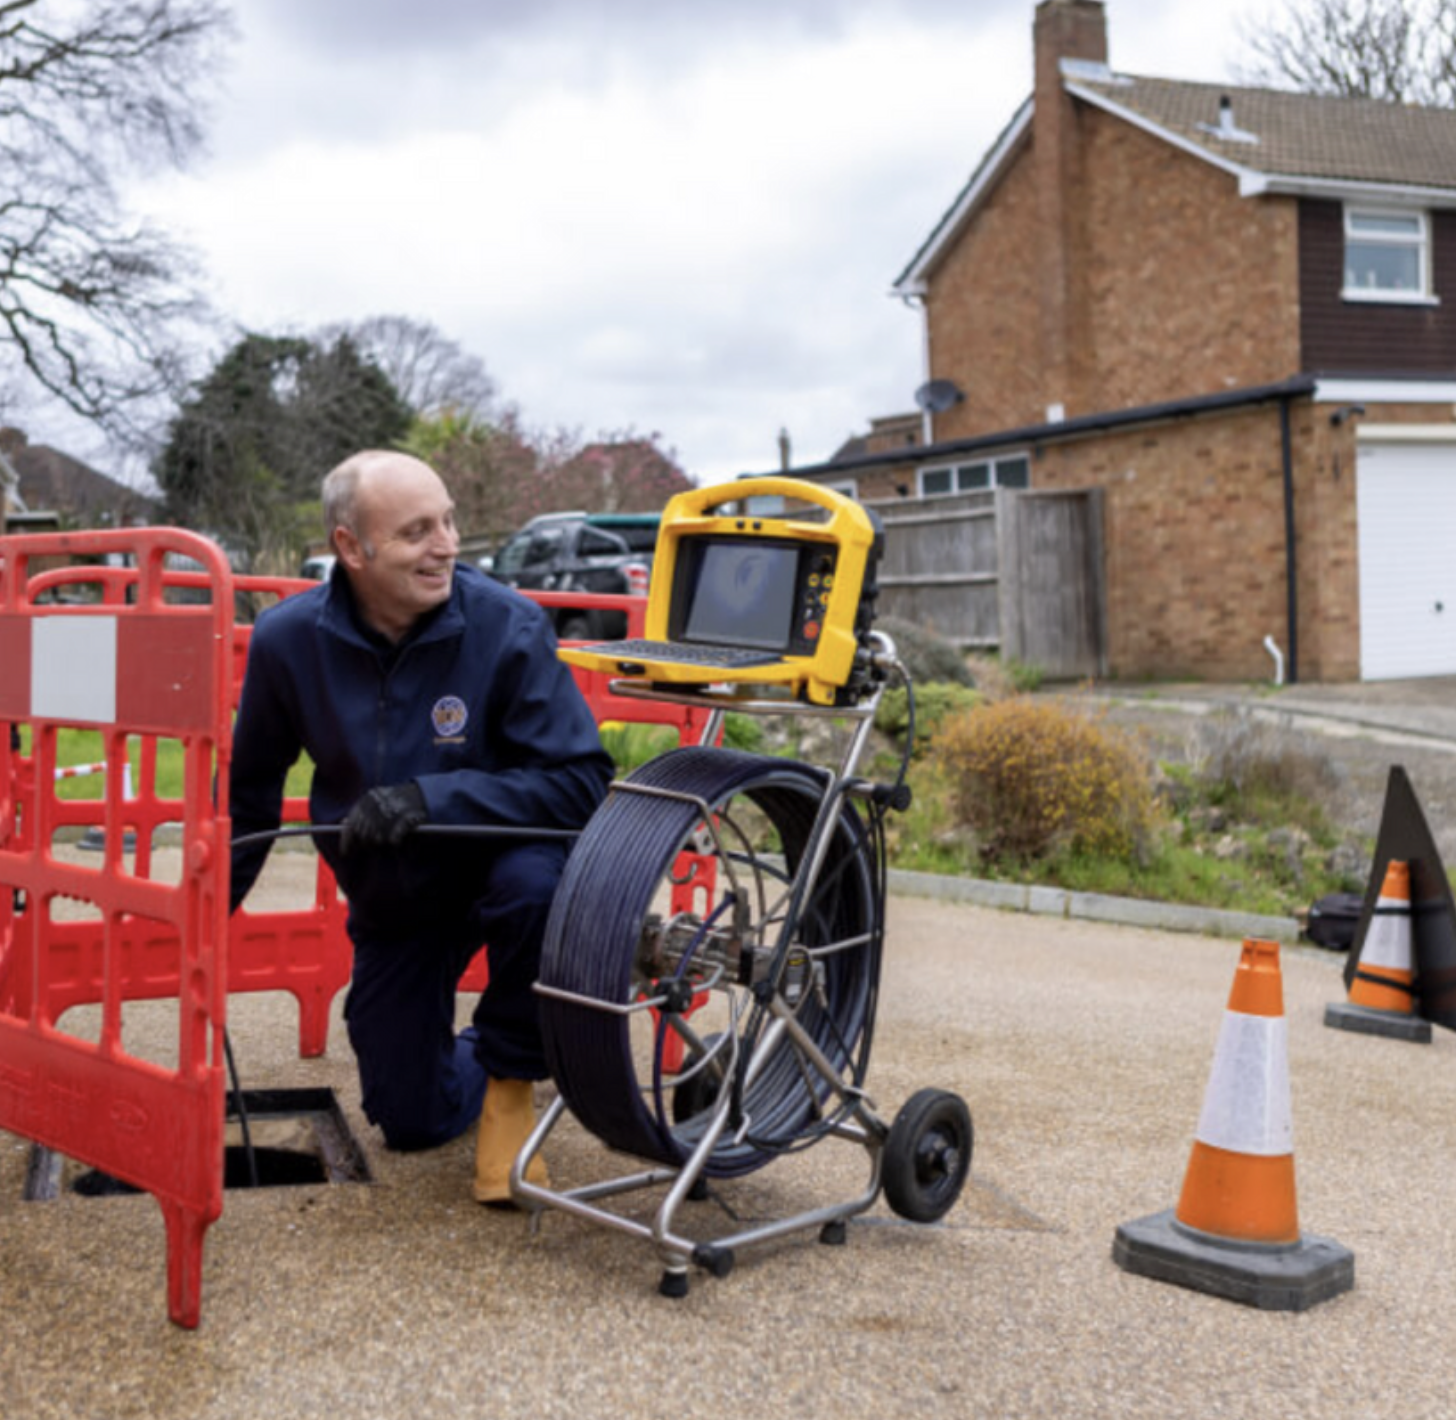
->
[[886, 866, 1297, 943]]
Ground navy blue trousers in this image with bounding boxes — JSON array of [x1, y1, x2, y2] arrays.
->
[[342, 839, 565, 1151]]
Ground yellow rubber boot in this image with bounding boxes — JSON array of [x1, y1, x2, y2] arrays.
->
[[473, 1077, 549, 1206]]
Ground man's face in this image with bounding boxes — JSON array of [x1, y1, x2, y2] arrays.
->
[[341, 460, 460, 640]]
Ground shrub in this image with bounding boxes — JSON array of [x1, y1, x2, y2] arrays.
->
[[721, 712, 764, 754], [874, 682, 981, 752], [935, 698, 1157, 862], [601, 712, 764, 772], [958, 652, 1044, 699], [599, 722, 681, 775], [1190, 709, 1341, 829], [876, 616, 974, 687]]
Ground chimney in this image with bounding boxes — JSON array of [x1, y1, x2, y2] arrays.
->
[[1032, 0, 1107, 416]]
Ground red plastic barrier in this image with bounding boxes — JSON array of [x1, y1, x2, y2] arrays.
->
[[0, 527, 236, 1328], [7, 564, 350, 1059], [3, 569, 714, 1056], [0, 555, 716, 1326]]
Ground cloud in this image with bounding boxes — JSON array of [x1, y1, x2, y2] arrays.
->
[[245, 0, 1003, 60], [112, 0, 1246, 492]]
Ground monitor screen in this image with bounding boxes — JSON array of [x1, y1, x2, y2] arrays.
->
[[682, 538, 799, 651]]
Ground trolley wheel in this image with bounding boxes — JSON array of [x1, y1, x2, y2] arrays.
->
[[882, 1088, 972, 1224]]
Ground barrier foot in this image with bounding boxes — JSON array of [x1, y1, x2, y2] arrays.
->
[[160, 1199, 211, 1329], [1113, 1209, 1354, 1312], [297, 989, 331, 1059]]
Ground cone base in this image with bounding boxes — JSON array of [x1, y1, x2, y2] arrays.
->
[[1324, 1000, 1431, 1043], [1113, 1209, 1354, 1312]]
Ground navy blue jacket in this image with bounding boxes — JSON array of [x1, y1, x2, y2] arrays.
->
[[229, 563, 614, 926]]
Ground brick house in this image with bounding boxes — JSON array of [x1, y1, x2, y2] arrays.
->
[[0, 427, 158, 531], [790, 0, 1456, 683]]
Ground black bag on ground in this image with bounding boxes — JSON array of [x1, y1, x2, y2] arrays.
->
[[1302, 891, 1364, 951]]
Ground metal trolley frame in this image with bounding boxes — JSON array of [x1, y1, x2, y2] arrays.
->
[[513, 636, 973, 1297]]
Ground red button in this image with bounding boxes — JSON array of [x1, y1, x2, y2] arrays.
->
[[804, 620, 820, 639]]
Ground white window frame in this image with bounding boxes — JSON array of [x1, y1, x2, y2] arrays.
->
[[916, 452, 1030, 498], [1342, 206, 1436, 305]]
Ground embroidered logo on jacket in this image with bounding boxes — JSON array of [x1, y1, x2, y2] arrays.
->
[[431, 695, 469, 742]]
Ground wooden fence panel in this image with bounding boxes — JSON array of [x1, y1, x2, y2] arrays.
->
[[870, 492, 1000, 647], [865, 488, 1105, 677]]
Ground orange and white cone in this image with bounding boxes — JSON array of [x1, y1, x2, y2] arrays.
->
[[1174, 938, 1297, 1245], [1326, 859, 1430, 1043], [1114, 938, 1354, 1310]]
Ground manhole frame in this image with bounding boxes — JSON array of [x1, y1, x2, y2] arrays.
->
[[21, 1085, 373, 1200]]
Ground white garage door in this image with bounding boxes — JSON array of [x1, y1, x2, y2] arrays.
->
[[1357, 439, 1456, 679]]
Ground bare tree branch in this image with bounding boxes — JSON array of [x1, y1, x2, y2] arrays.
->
[[1235, 0, 1456, 105], [0, 1, 232, 441], [321, 314, 500, 420]]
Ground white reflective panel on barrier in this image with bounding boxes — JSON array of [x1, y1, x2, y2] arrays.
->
[[32, 616, 118, 724]]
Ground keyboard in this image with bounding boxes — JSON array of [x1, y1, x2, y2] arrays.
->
[[589, 638, 783, 669]]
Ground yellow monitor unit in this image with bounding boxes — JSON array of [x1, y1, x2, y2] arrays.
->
[[558, 477, 883, 706]]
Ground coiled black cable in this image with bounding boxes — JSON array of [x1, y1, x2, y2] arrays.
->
[[539, 746, 883, 1178]]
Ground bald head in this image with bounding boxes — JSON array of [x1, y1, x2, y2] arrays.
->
[[322, 449, 461, 641], [323, 449, 444, 556]]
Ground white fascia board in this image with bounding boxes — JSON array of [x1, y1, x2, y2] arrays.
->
[[1316, 377, 1456, 405], [892, 97, 1033, 296], [1242, 172, 1456, 208]]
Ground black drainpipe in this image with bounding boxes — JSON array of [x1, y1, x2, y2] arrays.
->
[[1279, 395, 1297, 685]]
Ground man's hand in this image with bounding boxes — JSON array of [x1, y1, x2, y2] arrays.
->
[[340, 783, 428, 855]]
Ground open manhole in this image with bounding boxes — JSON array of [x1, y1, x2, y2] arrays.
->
[[22, 1088, 372, 1200]]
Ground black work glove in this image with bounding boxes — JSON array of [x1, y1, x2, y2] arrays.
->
[[339, 782, 428, 855]]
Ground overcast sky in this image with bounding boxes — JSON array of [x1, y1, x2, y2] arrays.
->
[[109, 0, 1253, 488]]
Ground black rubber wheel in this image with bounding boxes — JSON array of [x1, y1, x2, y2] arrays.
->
[[882, 1088, 972, 1224], [558, 614, 593, 642]]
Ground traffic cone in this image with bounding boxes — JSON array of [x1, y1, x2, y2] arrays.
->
[[1326, 859, 1431, 1043], [1113, 938, 1354, 1311]]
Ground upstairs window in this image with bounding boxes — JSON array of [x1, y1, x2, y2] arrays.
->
[[1343, 208, 1433, 303], [918, 453, 1029, 497]]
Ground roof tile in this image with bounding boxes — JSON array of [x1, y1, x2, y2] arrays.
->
[[1071, 74, 1456, 191]]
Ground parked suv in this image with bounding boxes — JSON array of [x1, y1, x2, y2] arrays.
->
[[490, 511, 659, 640]]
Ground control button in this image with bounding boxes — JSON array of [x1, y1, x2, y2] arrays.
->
[[804, 621, 820, 639]]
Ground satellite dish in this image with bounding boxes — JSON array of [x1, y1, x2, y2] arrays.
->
[[914, 379, 965, 414]]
